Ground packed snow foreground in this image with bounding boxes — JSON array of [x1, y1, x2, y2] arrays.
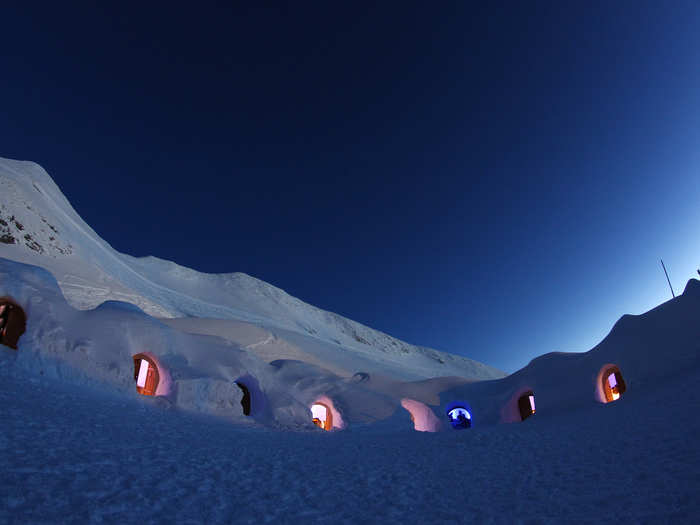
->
[[2, 156, 700, 521]]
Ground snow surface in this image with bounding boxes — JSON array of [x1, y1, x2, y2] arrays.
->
[[2, 349, 699, 523]]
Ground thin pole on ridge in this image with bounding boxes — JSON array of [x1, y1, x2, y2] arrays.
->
[[660, 259, 675, 298]]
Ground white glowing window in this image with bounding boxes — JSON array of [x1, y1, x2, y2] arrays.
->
[[137, 359, 150, 387], [529, 395, 535, 412], [612, 391, 620, 401], [311, 404, 328, 422], [608, 374, 617, 389], [447, 407, 471, 421]]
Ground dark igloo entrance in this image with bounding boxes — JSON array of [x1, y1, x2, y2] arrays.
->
[[518, 391, 536, 421], [236, 382, 251, 416], [234, 375, 265, 417], [0, 297, 27, 350]]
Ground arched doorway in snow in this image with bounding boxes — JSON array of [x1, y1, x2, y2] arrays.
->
[[236, 382, 251, 416], [518, 391, 536, 421], [234, 375, 264, 417], [0, 297, 27, 350], [310, 395, 344, 430], [598, 365, 626, 403], [401, 398, 441, 432], [446, 402, 472, 429], [132, 353, 161, 396], [311, 402, 333, 431]]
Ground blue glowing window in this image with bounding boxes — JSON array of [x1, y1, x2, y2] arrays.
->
[[447, 407, 472, 429]]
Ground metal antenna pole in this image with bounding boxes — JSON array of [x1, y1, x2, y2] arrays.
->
[[660, 259, 675, 298]]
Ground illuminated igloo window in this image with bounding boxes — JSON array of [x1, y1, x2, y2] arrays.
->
[[600, 365, 626, 403], [310, 396, 344, 431], [132, 354, 161, 396], [446, 404, 472, 429], [0, 297, 27, 350], [518, 391, 536, 421], [311, 403, 333, 431]]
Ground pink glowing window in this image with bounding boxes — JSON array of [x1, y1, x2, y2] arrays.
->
[[608, 374, 617, 389], [529, 395, 535, 412], [136, 359, 149, 388]]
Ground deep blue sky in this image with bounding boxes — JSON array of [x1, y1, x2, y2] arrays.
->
[[2, 2, 699, 373]]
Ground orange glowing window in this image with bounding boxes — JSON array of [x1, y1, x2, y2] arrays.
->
[[132, 354, 160, 396], [602, 366, 626, 403], [517, 391, 536, 421]]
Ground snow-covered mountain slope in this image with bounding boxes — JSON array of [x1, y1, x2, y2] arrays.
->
[[0, 156, 504, 381]]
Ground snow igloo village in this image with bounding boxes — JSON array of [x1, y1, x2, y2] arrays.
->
[[1, 157, 699, 523]]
